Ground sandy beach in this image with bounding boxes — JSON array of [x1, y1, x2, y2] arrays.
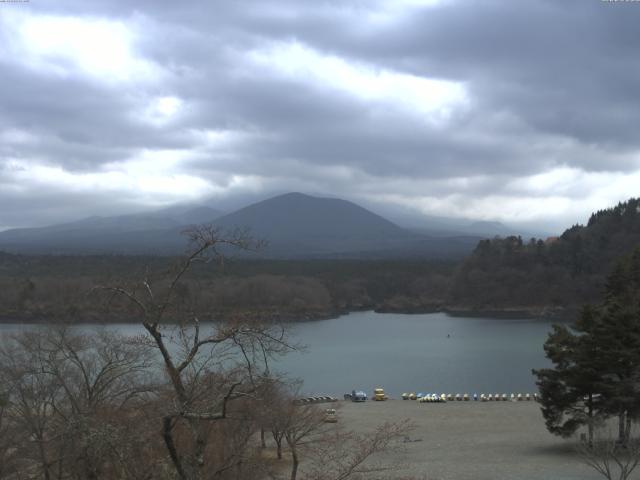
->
[[335, 399, 602, 480]]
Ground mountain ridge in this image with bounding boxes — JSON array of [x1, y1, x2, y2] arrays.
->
[[0, 192, 481, 258]]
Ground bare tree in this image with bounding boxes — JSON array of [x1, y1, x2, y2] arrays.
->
[[283, 403, 327, 480], [0, 376, 25, 478], [256, 381, 300, 461], [97, 225, 295, 480], [263, 384, 413, 480], [578, 427, 640, 480], [0, 331, 63, 479], [0, 327, 158, 480], [303, 420, 412, 480], [0, 391, 11, 478]]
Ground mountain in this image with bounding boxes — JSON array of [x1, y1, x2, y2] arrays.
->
[[210, 192, 480, 258], [0, 193, 481, 258], [213, 192, 405, 254], [0, 205, 221, 254]]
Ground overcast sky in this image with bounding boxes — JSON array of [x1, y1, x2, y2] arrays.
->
[[1, 0, 639, 232]]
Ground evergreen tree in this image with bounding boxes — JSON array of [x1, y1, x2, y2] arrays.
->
[[593, 249, 640, 443], [533, 307, 605, 444], [534, 247, 640, 444]]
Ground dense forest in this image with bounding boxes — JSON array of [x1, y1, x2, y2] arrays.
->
[[450, 198, 640, 314], [0, 253, 454, 323], [2, 198, 640, 323]]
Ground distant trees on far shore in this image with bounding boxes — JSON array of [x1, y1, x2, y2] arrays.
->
[[450, 198, 640, 311]]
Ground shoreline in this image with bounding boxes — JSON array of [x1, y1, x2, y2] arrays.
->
[[0, 304, 577, 325]]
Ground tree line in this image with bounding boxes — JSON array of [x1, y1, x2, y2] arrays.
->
[[0, 255, 454, 323], [450, 198, 640, 313]]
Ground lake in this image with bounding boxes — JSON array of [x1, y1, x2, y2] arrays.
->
[[0, 311, 556, 397]]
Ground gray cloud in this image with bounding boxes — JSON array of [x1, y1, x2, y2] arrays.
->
[[2, 0, 640, 230]]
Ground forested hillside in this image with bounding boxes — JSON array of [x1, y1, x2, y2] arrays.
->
[[450, 198, 640, 313], [0, 254, 454, 322]]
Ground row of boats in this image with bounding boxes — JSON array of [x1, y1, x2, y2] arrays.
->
[[402, 392, 538, 403]]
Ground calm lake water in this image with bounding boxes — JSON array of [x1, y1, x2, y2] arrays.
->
[[0, 311, 556, 397]]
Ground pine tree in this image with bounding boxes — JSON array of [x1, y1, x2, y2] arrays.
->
[[534, 247, 640, 444], [533, 307, 605, 444], [593, 249, 640, 443]]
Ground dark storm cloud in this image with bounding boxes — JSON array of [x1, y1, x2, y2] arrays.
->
[[1, 0, 640, 229], [300, 0, 640, 162]]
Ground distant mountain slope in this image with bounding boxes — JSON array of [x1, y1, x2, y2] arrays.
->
[[0, 192, 481, 258], [211, 192, 481, 258], [408, 218, 545, 239], [0, 205, 221, 254], [449, 197, 640, 312], [213, 192, 403, 249]]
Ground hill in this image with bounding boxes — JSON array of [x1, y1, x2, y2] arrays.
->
[[449, 198, 640, 314]]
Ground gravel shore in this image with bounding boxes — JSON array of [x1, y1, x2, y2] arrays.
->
[[336, 399, 602, 480]]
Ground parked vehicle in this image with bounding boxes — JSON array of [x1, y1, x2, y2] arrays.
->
[[373, 387, 387, 401], [351, 390, 367, 402], [324, 408, 338, 423], [344, 389, 367, 401]]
